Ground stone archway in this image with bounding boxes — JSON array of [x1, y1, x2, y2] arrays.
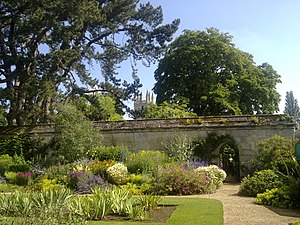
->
[[219, 143, 240, 182]]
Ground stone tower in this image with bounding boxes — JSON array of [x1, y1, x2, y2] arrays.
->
[[134, 91, 154, 111]]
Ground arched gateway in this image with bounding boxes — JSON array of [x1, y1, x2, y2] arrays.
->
[[94, 115, 296, 178]]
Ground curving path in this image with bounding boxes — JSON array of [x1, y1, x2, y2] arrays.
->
[[194, 183, 300, 225]]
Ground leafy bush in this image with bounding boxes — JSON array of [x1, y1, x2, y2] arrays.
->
[[239, 169, 283, 196], [0, 154, 14, 175], [35, 178, 63, 191], [90, 160, 115, 177], [107, 163, 128, 185], [195, 165, 226, 193], [256, 187, 293, 209], [50, 103, 102, 163], [126, 150, 168, 174], [4, 171, 17, 184], [39, 164, 73, 185], [249, 135, 295, 174], [151, 163, 210, 195], [0, 132, 38, 161], [163, 134, 196, 162], [87, 145, 129, 161]]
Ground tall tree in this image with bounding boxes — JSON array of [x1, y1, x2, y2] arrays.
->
[[153, 28, 281, 116], [284, 91, 299, 119], [0, 0, 179, 125]]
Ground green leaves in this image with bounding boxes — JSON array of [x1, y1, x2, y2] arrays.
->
[[154, 28, 281, 116], [0, 0, 179, 125]]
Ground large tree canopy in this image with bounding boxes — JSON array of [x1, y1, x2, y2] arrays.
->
[[0, 0, 179, 125], [153, 28, 281, 116]]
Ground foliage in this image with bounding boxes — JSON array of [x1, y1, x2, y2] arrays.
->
[[249, 135, 295, 174], [125, 150, 168, 174], [15, 172, 34, 186], [163, 134, 196, 162], [239, 169, 283, 197], [107, 163, 128, 185], [151, 163, 210, 195], [0, 154, 14, 176], [38, 163, 72, 185], [74, 94, 123, 121], [195, 165, 227, 193], [284, 91, 299, 119], [35, 178, 63, 191], [67, 170, 105, 194], [4, 171, 17, 184], [193, 132, 236, 161], [0, 188, 82, 224], [90, 160, 115, 178], [0, 132, 39, 161], [256, 187, 293, 209], [50, 103, 102, 163], [154, 28, 281, 116], [141, 99, 197, 119], [0, 0, 179, 125], [87, 145, 129, 162]]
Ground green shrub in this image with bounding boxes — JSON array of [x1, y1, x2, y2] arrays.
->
[[163, 134, 196, 162], [256, 187, 293, 209], [126, 150, 168, 174], [0, 132, 38, 161], [239, 169, 283, 197], [87, 145, 129, 161], [4, 171, 17, 184], [90, 160, 115, 177], [50, 103, 102, 163], [151, 163, 210, 195], [107, 163, 128, 185], [39, 164, 73, 184], [0, 154, 14, 175], [249, 135, 295, 174]]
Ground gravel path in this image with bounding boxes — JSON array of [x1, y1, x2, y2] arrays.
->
[[194, 183, 300, 225]]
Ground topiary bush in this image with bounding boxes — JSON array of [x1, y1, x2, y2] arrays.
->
[[239, 169, 283, 197]]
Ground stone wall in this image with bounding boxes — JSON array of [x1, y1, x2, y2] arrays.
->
[[0, 114, 296, 176]]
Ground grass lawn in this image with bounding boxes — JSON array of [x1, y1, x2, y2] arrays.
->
[[89, 197, 224, 225], [1, 197, 223, 225]]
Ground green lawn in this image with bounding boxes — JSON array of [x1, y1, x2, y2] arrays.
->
[[89, 197, 224, 225]]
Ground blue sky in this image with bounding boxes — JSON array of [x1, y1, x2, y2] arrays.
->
[[119, 0, 300, 113]]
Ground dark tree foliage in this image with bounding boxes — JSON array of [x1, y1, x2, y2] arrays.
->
[[153, 28, 281, 116], [0, 0, 179, 125], [284, 91, 299, 119]]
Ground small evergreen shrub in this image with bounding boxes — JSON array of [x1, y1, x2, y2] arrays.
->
[[126, 150, 168, 174], [107, 163, 128, 185], [239, 169, 283, 196]]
